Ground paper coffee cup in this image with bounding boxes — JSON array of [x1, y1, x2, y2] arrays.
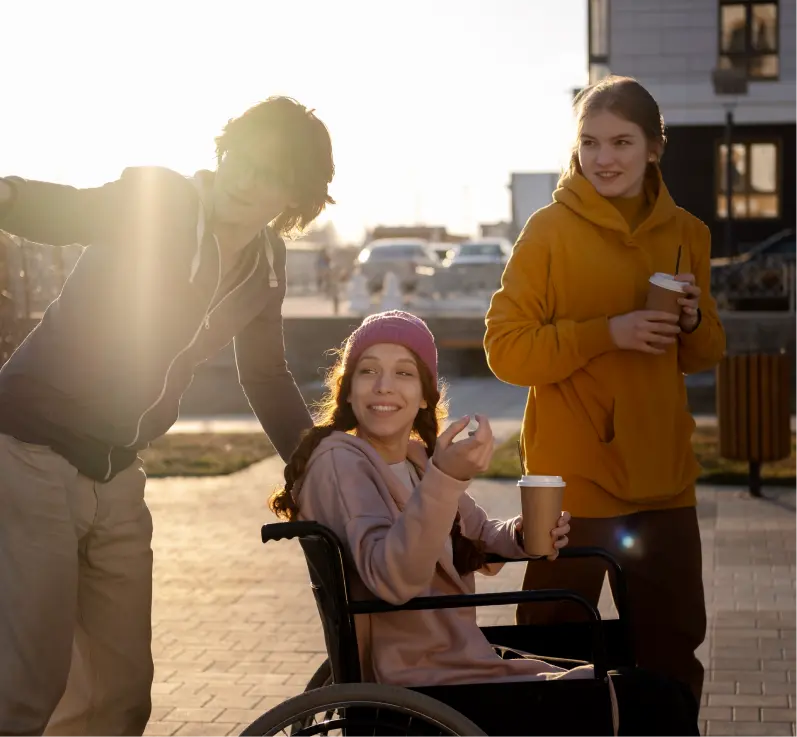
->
[[645, 272, 686, 316], [517, 475, 566, 557]]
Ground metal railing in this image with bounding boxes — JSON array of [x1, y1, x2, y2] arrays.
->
[[712, 256, 796, 312]]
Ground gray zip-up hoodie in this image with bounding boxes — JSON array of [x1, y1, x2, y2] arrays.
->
[[0, 166, 312, 481]]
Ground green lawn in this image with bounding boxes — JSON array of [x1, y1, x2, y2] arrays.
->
[[484, 426, 796, 486], [142, 433, 276, 477], [141, 425, 796, 485]]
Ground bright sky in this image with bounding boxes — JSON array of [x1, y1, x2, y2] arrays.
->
[[5, 0, 587, 243]]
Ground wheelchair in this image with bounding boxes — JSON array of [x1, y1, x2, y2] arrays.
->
[[240, 521, 699, 736]]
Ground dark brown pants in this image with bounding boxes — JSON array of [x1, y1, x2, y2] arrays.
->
[[517, 506, 706, 704]]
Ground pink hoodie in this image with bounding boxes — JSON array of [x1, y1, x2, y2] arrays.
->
[[294, 431, 595, 687]]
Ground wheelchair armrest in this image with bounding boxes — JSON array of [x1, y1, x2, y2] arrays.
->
[[350, 589, 609, 679], [349, 589, 599, 619], [484, 546, 632, 628]]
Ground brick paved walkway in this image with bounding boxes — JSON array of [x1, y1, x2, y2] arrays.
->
[[143, 447, 795, 736]]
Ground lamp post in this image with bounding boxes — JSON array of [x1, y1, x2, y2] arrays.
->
[[712, 67, 749, 257]]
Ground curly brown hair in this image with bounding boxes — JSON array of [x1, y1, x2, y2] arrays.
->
[[215, 96, 335, 237], [268, 348, 486, 576]]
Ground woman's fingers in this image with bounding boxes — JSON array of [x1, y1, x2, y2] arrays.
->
[[555, 523, 571, 538]]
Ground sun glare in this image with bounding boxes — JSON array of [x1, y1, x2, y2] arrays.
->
[[5, 0, 586, 243]]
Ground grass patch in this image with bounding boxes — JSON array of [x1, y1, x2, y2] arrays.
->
[[485, 426, 796, 486], [142, 433, 276, 477], [143, 424, 796, 485]]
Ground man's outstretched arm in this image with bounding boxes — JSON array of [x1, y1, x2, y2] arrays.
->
[[0, 168, 189, 248], [0, 175, 123, 246]]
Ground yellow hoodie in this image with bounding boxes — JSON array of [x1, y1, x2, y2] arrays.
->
[[484, 169, 726, 518]]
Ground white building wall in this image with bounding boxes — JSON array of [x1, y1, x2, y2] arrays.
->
[[510, 172, 559, 230], [606, 0, 795, 126]]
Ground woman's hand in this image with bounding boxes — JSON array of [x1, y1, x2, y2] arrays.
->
[[608, 310, 681, 355], [674, 273, 701, 333], [548, 511, 571, 560], [432, 413, 495, 482], [514, 511, 571, 561]]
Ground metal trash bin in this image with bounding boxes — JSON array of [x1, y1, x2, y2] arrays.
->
[[716, 353, 792, 496]]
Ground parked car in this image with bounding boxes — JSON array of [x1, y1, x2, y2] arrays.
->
[[711, 229, 796, 311], [442, 238, 513, 293], [429, 242, 454, 262], [445, 238, 513, 267], [356, 238, 440, 294]]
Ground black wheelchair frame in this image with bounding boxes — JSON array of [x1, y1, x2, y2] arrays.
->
[[247, 520, 653, 736]]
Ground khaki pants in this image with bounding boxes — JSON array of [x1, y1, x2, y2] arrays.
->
[[517, 507, 706, 704], [0, 434, 153, 736]]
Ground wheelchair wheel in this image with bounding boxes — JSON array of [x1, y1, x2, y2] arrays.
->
[[291, 660, 333, 734], [303, 659, 332, 691], [239, 682, 486, 736]]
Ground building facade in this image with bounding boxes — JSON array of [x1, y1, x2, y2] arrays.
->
[[588, 0, 795, 256]]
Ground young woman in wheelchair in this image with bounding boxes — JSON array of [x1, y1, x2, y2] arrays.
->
[[268, 310, 596, 687]]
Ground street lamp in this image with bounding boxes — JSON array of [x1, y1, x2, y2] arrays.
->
[[712, 67, 749, 257]]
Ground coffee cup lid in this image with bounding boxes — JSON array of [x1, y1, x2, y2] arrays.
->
[[649, 272, 686, 293], [517, 475, 566, 488]]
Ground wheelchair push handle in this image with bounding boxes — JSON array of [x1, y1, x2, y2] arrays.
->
[[262, 520, 332, 543]]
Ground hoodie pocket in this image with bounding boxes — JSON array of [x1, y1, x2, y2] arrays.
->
[[596, 399, 615, 444], [557, 376, 616, 445]]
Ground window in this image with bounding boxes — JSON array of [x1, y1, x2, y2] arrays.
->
[[719, 0, 779, 79], [588, 0, 610, 84], [716, 140, 780, 219]]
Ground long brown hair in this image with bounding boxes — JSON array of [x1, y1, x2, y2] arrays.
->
[[560, 75, 667, 186], [268, 348, 486, 576]]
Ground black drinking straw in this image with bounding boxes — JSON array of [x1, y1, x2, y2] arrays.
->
[[675, 244, 682, 275]]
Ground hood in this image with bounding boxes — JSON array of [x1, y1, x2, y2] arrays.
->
[[292, 430, 430, 505], [553, 165, 678, 236]]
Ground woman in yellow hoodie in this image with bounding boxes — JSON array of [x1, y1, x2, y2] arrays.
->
[[484, 76, 725, 705]]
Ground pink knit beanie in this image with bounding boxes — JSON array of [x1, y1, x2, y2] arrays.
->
[[343, 310, 438, 383]]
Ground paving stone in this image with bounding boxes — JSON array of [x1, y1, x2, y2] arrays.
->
[[162, 708, 224, 723], [174, 723, 238, 736], [708, 694, 790, 708], [143, 721, 182, 736], [762, 708, 797, 723], [732, 706, 760, 721], [706, 720, 792, 735]]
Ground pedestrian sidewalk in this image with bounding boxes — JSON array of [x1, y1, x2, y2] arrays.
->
[[143, 453, 795, 737], [146, 377, 794, 736]]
